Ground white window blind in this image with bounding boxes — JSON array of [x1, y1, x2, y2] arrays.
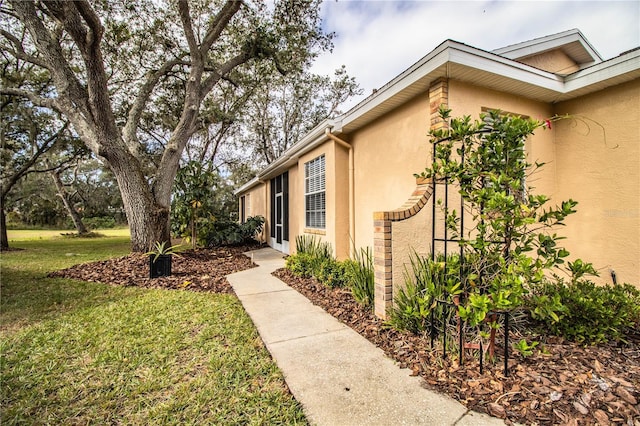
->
[[305, 155, 326, 228]]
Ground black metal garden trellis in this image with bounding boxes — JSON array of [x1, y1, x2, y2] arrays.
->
[[429, 136, 512, 376]]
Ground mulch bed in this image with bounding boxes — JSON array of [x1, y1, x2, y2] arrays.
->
[[273, 268, 640, 426], [48, 244, 261, 294], [49, 248, 640, 425]]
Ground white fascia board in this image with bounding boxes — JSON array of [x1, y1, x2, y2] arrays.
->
[[234, 176, 261, 195], [338, 41, 565, 130], [449, 44, 566, 91], [339, 41, 451, 127], [564, 49, 640, 91], [493, 29, 602, 63], [256, 119, 334, 181]]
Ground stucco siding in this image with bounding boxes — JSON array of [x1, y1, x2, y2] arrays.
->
[[553, 78, 640, 285], [238, 182, 267, 242], [351, 92, 432, 251], [448, 80, 557, 198], [518, 49, 580, 75]]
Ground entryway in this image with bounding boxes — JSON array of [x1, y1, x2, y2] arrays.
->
[[270, 172, 289, 254]]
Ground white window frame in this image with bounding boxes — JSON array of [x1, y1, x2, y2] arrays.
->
[[304, 155, 326, 229]]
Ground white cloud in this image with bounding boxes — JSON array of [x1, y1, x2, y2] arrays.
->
[[312, 0, 640, 109]]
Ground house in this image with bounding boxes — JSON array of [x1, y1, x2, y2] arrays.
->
[[235, 29, 640, 317]]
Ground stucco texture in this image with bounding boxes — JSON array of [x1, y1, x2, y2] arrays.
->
[[553, 79, 640, 285]]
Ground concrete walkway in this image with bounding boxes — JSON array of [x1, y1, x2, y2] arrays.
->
[[227, 247, 505, 426]]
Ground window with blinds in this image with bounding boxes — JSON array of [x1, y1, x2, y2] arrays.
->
[[305, 155, 326, 229]]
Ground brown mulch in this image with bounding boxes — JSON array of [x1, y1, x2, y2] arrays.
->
[[273, 268, 640, 426], [49, 249, 640, 425], [48, 244, 261, 293]]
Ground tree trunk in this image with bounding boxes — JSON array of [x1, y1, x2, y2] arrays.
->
[[49, 170, 88, 234], [106, 149, 172, 252], [0, 205, 9, 251]]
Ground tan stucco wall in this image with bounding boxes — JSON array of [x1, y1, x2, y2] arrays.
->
[[449, 80, 557, 198], [238, 183, 267, 242], [391, 200, 432, 300], [553, 79, 640, 285], [334, 142, 351, 259], [296, 141, 348, 257], [518, 49, 580, 75], [351, 92, 432, 251]]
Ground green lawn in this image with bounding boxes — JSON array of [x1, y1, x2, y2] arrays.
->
[[6, 227, 130, 241], [0, 235, 307, 425]]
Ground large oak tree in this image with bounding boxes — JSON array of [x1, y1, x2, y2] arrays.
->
[[1, 0, 331, 251]]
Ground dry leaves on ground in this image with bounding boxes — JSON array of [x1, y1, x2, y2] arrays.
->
[[273, 268, 640, 426], [49, 245, 259, 293]]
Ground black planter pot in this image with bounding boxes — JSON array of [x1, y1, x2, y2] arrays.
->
[[149, 254, 172, 278]]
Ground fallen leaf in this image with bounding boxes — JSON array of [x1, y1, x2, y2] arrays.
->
[[593, 409, 610, 425], [488, 402, 506, 419], [594, 359, 604, 373], [572, 401, 589, 415], [490, 380, 504, 392], [615, 386, 637, 405], [550, 391, 563, 402]]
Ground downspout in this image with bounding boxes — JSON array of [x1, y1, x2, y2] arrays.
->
[[325, 128, 355, 257], [257, 179, 267, 244]]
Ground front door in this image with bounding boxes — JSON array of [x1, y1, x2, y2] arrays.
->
[[270, 172, 289, 254]]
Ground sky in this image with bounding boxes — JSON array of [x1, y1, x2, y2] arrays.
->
[[311, 0, 640, 110]]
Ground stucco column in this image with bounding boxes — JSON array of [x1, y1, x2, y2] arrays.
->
[[373, 179, 434, 318]]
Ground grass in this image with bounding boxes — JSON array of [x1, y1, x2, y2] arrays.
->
[[7, 227, 130, 241], [1, 234, 307, 425]]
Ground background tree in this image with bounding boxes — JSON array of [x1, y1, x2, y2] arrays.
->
[[0, 56, 84, 248], [244, 65, 362, 165], [1, 0, 333, 251]]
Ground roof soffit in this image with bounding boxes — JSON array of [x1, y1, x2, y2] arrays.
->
[[240, 33, 638, 187], [492, 29, 603, 68]]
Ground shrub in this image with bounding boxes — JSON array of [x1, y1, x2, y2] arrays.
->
[[83, 216, 116, 230], [201, 216, 264, 247], [387, 253, 453, 333], [317, 259, 349, 288], [295, 235, 332, 259], [345, 247, 374, 307], [285, 253, 315, 278], [527, 280, 640, 344]]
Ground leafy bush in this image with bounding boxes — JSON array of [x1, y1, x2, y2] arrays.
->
[[527, 280, 640, 344], [295, 235, 333, 259], [286, 237, 374, 307], [345, 247, 374, 307], [317, 259, 349, 288], [83, 216, 116, 230], [387, 253, 453, 333], [200, 216, 264, 247], [285, 253, 315, 278]]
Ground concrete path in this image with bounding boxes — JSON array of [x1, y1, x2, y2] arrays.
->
[[227, 247, 505, 426]]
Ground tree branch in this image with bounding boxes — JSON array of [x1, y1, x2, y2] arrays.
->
[[1, 121, 68, 199], [0, 29, 51, 69], [200, 51, 253, 99], [176, 0, 200, 60], [122, 57, 188, 154], [0, 87, 60, 111], [200, 0, 243, 53], [9, 1, 92, 120]]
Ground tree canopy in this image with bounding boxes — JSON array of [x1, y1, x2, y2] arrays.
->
[[1, 0, 337, 251]]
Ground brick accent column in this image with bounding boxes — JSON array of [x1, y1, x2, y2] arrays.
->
[[429, 77, 449, 133], [373, 178, 433, 318], [372, 78, 448, 319]]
